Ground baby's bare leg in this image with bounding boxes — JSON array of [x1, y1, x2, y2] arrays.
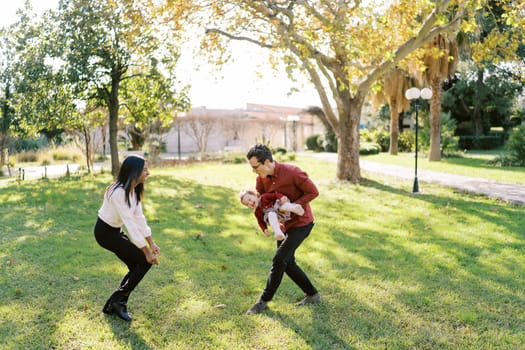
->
[[267, 211, 285, 241], [279, 202, 304, 216]]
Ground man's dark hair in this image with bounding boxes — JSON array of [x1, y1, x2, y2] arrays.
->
[[246, 144, 273, 163]]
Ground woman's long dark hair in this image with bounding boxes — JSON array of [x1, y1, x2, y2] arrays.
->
[[107, 155, 145, 207]]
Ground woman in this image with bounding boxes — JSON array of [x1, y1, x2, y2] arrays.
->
[[94, 155, 160, 322]]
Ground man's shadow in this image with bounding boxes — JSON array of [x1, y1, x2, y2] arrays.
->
[[266, 304, 357, 350]]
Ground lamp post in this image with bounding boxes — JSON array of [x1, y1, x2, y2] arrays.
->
[[404, 87, 432, 193], [176, 112, 186, 160], [287, 115, 300, 151]]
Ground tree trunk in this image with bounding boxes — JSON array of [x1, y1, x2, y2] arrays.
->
[[1, 83, 11, 167], [82, 124, 91, 174], [428, 77, 442, 161], [336, 96, 363, 183], [102, 122, 107, 156], [108, 69, 122, 176], [472, 69, 485, 137], [0, 135, 7, 167], [389, 98, 399, 155]]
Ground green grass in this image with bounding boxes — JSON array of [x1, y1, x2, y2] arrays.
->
[[362, 152, 525, 184], [1, 158, 524, 349]]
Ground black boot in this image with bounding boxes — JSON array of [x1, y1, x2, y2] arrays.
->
[[110, 298, 132, 322], [102, 297, 114, 314]]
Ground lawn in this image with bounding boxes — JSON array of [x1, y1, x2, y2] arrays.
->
[[361, 151, 525, 184], [0, 157, 523, 349]]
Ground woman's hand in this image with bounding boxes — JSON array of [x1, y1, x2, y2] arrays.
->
[[146, 251, 160, 265], [142, 246, 160, 265], [145, 236, 160, 257], [150, 243, 161, 256]]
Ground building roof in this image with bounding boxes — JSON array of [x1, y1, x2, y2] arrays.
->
[[188, 103, 306, 122]]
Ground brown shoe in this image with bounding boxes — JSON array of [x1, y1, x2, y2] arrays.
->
[[296, 293, 321, 306], [246, 300, 267, 315]]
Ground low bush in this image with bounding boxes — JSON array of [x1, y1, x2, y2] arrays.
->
[[306, 134, 323, 151], [51, 146, 83, 162], [17, 150, 39, 163], [506, 125, 525, 163], [359, 142, 381, 155], [458, 135, 504, 150]]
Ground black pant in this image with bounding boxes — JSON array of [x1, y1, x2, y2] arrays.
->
[[260, 222, 318, 302], [94, 217, 152, 301]]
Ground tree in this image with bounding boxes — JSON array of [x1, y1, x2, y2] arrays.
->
[[184, 114, 218, 155], [454, 0, 525, 138], [165, 1, 477, 182], [410, 33, 459, 161], [371, 67, 411, 155], [442, 66, 523, 136], [0, 27, 14, 168], [120, 62, 190, 151], [55, 0, 182, 175], [1, 3, 79, 165]]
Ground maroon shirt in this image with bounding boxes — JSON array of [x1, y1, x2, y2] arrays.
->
[[256, 161, 318, 231]]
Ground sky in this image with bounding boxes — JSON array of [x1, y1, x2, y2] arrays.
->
[[1, 0, 321, 110]]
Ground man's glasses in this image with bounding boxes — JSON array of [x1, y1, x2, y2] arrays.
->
[[250, 162, 262, 170]]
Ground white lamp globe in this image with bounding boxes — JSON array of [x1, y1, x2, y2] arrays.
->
[[420, 88, 433, 100], [405, 87, 420, 100]]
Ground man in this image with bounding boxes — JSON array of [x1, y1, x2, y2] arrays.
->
[[245, 144, 321, 314]]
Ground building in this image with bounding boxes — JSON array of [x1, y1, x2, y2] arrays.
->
[[163, 103, 325, 155]]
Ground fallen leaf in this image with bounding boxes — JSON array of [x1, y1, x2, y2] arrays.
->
[[213, 304, 227, 309]]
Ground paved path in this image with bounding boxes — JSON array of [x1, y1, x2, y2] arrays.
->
[[6, 163, 106, 181], [303, 152, 525, 205]]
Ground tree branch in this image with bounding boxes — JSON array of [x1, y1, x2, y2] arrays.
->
[[205, 28, 276, 49]]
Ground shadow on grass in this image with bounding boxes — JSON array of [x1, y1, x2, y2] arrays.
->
[[1, 170, 524, 349], [308, 176, 524, 347]]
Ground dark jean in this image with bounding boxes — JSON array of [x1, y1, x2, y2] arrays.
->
[[260, 222, 318, 302], [94, 217, 152, 300]]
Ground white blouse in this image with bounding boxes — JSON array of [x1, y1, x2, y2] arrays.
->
[[98, 185, 152, 248]]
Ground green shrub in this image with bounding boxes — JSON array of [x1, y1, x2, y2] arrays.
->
[[441, 112, 459, 155], [17, 151, 39, 163], [360, 129, 373, 142], [399, 131, 414, 152], [359, 142, 381, 155], [370, 129, 389, 152], [322, 130, 338, 152], [487, 154, 516, 167], [51, 146, 83, 162], [505, 125, 525, 166], [458, 135, 504, 150], [274, 147, 287, 155], [275, 152, 296, 162], [306, 134, 322, 151], [96, 154, 109, 162]]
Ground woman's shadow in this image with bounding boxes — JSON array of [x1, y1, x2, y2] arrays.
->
[[104, 314, 152, 350]]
